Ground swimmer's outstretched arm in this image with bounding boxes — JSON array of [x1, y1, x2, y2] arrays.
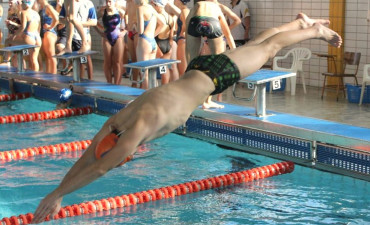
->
[[31, 124, 144, 223]]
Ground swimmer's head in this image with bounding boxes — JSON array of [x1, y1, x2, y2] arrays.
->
[[105, 0, 116, 7], [178, 0, 190, 4], [152, 0, 167, 7], [21, 0, 34, 7], [59, 88, 72, 103]]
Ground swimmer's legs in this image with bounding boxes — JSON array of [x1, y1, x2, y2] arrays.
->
[[226, 22, 342, 79], [247, 13, 330, 46]]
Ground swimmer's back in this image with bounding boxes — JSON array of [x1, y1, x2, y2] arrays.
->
[[191, 1, 222, 18]]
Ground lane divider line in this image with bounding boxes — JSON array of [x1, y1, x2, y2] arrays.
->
[[0, 161, 294, 225], [0, 93, 31, 102], [0, 106, 93, 124]]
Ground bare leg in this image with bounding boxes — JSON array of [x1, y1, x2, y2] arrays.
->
[[226, 23, 342, 79], [202, 37, 225, 109], [247, 13, 330, 46], [112, 37, 124, 85]]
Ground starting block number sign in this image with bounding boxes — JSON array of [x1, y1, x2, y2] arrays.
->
[[22, 49, 29, 56], [159, 65, 167, 74], [272, 79, 281, 90], [247, 82, 255, 89], [80, 56, 88, 64]]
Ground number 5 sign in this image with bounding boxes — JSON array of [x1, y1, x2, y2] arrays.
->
[[272, 79, 281, 90]]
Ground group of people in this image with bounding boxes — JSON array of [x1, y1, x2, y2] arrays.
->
[[118, 0, 251, 108], [1, 0, 251, 108], [2, 0, 97, 77]]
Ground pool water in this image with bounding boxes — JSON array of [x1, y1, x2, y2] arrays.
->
[[0, 97, 369, 225]]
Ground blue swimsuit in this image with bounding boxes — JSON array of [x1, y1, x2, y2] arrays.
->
[[102, 9, 121, 47], [39, 3, 57, 38], [139, 13, 157, 51], [24, 14, 41, 42]]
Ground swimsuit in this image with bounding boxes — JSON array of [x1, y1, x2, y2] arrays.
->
[[95, 128, 131, 167], [102, 9, 121, 46], [139, 13, 157, 51], [176, 17, 185, 42], [24, 14, 41, 43], [39, 3, 57, 38], [56, 26, 67, 45], [155, 37, 171, 54], [128, 30, 137, 40], [155, 13, 172, 54], [187, 16, 223, 39], [186, 54, 240, 95]]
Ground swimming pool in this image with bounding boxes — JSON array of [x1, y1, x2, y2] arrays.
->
[[0, 96, 369, 224]]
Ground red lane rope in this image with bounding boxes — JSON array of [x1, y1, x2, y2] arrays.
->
[[0, 161, 294, 225], [0, 106, 93, 124], [0, 140, 92, 162], [0, 93, 31, 102], [0, 140, 133, 164]]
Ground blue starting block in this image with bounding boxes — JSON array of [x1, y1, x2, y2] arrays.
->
[[54, 50, 98, 82], [0, 45, 39, 72], [124, 59, 180, 89], [233, 69, 296, 117]]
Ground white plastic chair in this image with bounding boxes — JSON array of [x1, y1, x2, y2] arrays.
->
[[359, 64, 370, 105], [272, 47, 312, 95]]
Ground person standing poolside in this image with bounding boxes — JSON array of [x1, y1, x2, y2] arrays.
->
[[228, 0, 250, 47], [60, 0, 90, 54], [4, 0, 22, 64], [151, 0, 175, 85], [186, 0, 236, 109], [0, 5, 3, 45], [173, 0, 189, 77], [31, 13, 342, 223], [38, 0, 59, 74], [59, 0, 97, 79], [95, 0, 126, 84], [13, 0, 42, 71], [135, 0, 165, 89], [125, 0, 141, 87]]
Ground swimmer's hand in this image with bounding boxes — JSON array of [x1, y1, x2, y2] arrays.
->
[[32, 192, 63, 224]]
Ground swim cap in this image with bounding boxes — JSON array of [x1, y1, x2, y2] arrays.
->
[[59, 88, 72, 103], [95, 132, 132, 167], [152, 0, 167, 7], [22, 0, 34, 7], [179, 0, 190, 4]]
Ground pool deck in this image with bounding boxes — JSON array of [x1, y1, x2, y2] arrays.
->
[[1, 64, 369, 147], [0, 64, 369, 180]]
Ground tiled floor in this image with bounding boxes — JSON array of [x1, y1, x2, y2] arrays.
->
[[88, 59, 370, 129]]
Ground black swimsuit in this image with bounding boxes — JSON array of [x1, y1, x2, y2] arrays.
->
[[186, 54, 240, 95], [187, 16, 223, 39]]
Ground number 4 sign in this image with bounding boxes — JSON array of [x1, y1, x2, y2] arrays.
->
[[159, 66, 167, 74]]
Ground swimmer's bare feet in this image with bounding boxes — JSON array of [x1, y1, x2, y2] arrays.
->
[[56, 47, 72, 56], [297, 13, 330, 29], [202, 100, 225, 109], [78, 42, 90, 54], [314, 23, 342, 48]]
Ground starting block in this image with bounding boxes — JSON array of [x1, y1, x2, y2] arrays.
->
[[233, 69, 296, 117], [54, 51, 98, 82], [124, 59, 180, 89], [0, 45, 39, 72]]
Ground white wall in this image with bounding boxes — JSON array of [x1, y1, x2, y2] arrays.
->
[[228, 0, 370, 87]]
